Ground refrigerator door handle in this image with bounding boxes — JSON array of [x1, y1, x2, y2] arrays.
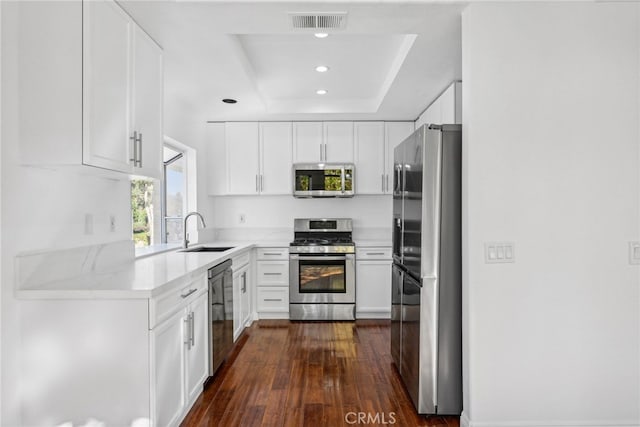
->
[[422, 275, 439, 412]]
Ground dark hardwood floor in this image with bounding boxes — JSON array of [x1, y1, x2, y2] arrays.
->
[[181, 320, 460, 427]]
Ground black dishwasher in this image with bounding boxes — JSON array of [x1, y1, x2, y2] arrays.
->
[[208, 259, 233, 376]]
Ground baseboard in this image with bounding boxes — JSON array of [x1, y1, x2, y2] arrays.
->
[[462, 415, 639, 427], [257, 311, 289, 320], [355, 308, 391, 319]]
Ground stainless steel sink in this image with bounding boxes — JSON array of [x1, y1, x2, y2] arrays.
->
[[181, 246, 234, 253]]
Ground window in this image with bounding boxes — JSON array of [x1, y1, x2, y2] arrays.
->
[[162, 146, 186, 244], [131, 142, 190, 249]]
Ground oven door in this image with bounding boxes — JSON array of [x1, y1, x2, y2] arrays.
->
[[289, 254, 355, 303]]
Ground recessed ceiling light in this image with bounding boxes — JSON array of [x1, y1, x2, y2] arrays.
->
[[316, 89, 327, 95], [315, 65, 329, 73], [222, 98, 237, 104], [314, 33, 329, 38]]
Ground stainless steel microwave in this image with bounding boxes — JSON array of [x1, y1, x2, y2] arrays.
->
[[293, 163, 355, 198]]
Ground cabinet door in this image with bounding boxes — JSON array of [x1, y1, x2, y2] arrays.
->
[[324, 122, 354, 163], [355, 122, 385, 194], [82, 0, 133, 173], [132, 25, 163, 179], [186, 292, 209, 406], [151, 309, 185, 427], [232, 270, 243, 340], [293, 122, 323, 163], [384, 122, 414, 194], [260, 122, 292, 195], [355, 260, 392, 319], [206, 123, 227, 195], [240, 267, 251, 328], [226, 122, 260, 195]]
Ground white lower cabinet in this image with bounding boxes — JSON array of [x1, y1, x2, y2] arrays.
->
[[233, 264, 251, 340], [151, 280, 209, 427], [356, 247, 393, 319], [255, 247, 290, 319], [232, 250, 253, 340], [18, 273, 209, 427], [151, 309, 185, 427], [185, 292, 210, 405]]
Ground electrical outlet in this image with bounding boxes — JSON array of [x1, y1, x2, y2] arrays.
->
[[485, 242, 515, 264], [109, 215, 116, 232], [629, 242, 640, 265], [84, 213, 94, 235], [239, 214, 246, 224]]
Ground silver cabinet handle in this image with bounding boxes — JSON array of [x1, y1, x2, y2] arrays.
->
[[381, 174, 385, 192], [255, 175, 259, 192], [324, 144, 327, 161], [319, 144, 323, 161], [181, 288, 197, 298], [366, 252, 386, 256], [264, 298, 283, 302], [241, 271, 247, 293], [260, 175, 264, 192], [129, 131, 138, 164], [263, 272, 282, 276], [137, 133, 143, 168], [262, 252, 282, 256], [184, 315, 191, 348], [189, 312, 195, 347]]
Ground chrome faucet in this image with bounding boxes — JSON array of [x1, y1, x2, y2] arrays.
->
[[183, 212, 207, 249]]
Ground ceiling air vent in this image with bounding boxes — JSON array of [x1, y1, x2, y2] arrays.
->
[[289, 12, 347, 30]]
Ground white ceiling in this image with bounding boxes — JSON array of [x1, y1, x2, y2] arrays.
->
[[120, 1, 467, 122]]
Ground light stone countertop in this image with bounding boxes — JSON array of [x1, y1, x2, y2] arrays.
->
[[16, 242, 256, 300]]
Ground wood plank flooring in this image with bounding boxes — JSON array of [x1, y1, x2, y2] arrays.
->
[[181, 320, 460, 427]]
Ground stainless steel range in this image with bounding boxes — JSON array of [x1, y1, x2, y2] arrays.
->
[[289, 218, 356, 321]]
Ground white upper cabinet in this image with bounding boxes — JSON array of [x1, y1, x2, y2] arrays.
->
[[226, 122, 260, 195], [260, 122, 293, 195], [384, 122, 415, 194], [82, 0, 132, 173], [131, 25, 164, 179], [293, 122, 354, 163], [355, 122, 385, 195], [18, 0, 163, 178], [293, 122, 323, 163], [324, 122, 354, 163], [224, 122, 292, 196], [206, 123, 227, 196]]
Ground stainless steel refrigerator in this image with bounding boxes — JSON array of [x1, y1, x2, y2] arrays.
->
[[391, 124, 462, 415]]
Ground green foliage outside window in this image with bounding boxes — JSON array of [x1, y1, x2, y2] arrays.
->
[[131, 179, 154, 247]]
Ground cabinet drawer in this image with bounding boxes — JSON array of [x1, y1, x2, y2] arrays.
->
[[256, 247, 288, 260], [256, 261, 289, 287], [356, 247, 392, 260], [150, 273, 207, 329], [232, 251, 251, 270], [256, 287, 289, 312]]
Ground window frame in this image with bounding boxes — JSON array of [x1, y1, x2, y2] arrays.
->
[[161, 145, 186, 244]]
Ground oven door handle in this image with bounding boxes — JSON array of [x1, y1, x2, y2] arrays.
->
[[290, 255, 351, 261]]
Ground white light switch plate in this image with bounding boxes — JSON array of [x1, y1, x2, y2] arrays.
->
[[485, 242, 515, 264], [629, 242, 640, 265]]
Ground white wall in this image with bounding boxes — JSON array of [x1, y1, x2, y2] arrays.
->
[[210, 195, 391, 239], [462, 3, 640, 426]]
